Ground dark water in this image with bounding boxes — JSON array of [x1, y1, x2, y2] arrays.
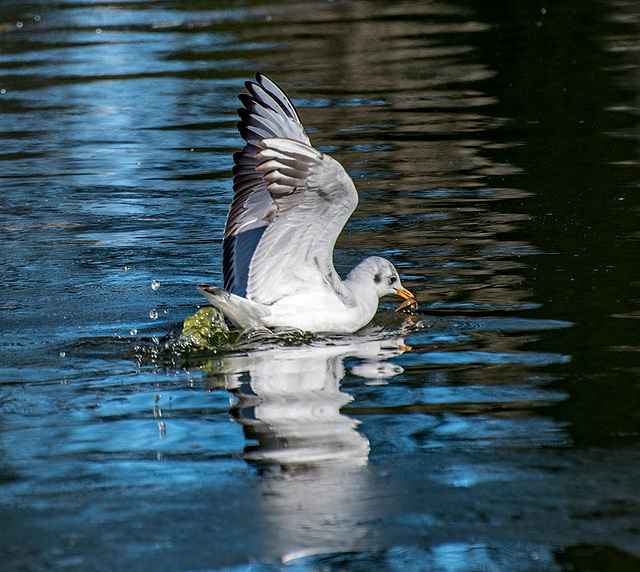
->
[[1, 0, 640, 569]]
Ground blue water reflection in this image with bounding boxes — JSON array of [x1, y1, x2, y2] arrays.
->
[[2, 0, 640, 569]]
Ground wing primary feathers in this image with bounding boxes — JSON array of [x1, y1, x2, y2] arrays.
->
[[255, 73, 301, 121], [223, 74, 310, 294], [222, 226, 267, 296], [223, 74, 357, 306]]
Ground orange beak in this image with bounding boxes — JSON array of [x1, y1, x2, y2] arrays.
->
[[394, 287, 418, 312]]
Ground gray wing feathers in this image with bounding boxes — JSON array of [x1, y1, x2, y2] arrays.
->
[[255, 75, 304, 123], [223, 74, 310, 294], [246, 138, 358, 305], [226, 75, 309, 240], [223, 75, 358, 307], [255, 138, 321, 211]]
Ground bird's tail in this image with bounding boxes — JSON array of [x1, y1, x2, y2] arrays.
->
[[197, 284, 270, 330]]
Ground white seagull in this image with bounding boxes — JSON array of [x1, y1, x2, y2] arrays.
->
[[198, 74, 417, 334]]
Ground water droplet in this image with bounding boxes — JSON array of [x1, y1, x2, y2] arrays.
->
[[154, 394, 161, 403], [151, 280, 160, 290], [163, 309, 168, 314], [95, 27, 102, 34], [16, 22, 23, 28], [130, 328, 137, 336], [33, 15, 41, 22], [0, 89, 6, 94], [149, 309, 158, 320], [59, 351, 66, 358], [152, 336, 159, 344]]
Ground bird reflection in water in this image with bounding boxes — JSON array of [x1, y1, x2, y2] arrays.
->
[[198, 334, 412, 558], [204, 336, 408, 470]]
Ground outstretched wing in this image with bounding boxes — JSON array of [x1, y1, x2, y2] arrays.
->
[[223, 74, 311, 296], [247, 137, 358, 305]]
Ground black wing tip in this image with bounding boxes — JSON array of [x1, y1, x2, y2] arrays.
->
[[244, 73, 276, 96], [239, 73, 299, 122], [237, 92, 253, 106]]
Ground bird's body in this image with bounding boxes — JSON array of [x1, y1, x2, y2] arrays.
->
[[198, 74, 416, 334], [201, 256, 403, 333]]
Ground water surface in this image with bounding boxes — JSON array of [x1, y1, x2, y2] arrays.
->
[[1, 0, 640, 569]]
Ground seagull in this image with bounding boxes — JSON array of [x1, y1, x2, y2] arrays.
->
[[198, 74, 417, 334]]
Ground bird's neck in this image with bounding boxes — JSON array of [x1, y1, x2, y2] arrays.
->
[[343, 267, 380, 315]]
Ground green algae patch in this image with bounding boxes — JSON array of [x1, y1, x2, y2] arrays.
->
[[178, 306, 233, 349]]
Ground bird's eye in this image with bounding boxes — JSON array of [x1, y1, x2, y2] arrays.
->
[[389, 276, 397, 285]]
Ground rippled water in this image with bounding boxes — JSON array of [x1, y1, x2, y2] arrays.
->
[[2, 0, 640, 569]]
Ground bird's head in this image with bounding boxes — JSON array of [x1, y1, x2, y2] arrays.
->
[[355, 256, 417, 312]]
